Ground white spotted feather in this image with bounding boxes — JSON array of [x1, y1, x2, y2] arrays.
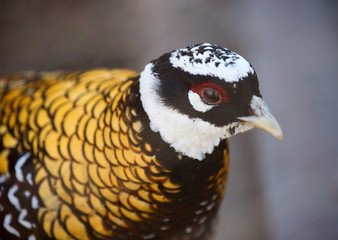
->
[[170, 43, 254, 83]]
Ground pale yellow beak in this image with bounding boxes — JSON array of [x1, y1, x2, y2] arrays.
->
[[238, 96, 283, 141]]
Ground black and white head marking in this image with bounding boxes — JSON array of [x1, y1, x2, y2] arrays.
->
[[170, 43, 254, 83], [140, 43, 282, 160]]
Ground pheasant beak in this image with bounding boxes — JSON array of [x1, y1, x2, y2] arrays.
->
[[238, 96, 283, 141]]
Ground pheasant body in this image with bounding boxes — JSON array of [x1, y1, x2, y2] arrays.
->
[[0, 43, 282, 239]]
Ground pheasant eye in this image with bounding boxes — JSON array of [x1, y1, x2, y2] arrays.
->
[[190, 81, 230, 105], [202, 88, 220, 104]]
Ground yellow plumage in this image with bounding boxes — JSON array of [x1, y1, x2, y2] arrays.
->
[[0, 69, 228, 239], [0, 43, 284, 240]]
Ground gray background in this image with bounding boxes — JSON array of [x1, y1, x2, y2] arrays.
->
[[0, 1, 337, 239]]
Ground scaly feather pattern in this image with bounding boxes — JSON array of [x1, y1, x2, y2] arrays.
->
[[0, 43, 283, 240], [0, 69, 228, 240]]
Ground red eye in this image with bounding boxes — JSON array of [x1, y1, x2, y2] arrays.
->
[[191, 81, 230, 104]]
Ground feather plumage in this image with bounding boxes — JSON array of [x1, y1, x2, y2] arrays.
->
[[0, 43, 282, 240], [0, 69, 228, 239]]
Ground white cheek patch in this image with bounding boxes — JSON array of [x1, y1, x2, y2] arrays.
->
[[140, 63, 255, 160], [188, 90, 213, 113], [140, 63, 223, 160]]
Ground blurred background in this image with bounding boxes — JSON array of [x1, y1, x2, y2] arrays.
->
[[0, 1, 337, 239]]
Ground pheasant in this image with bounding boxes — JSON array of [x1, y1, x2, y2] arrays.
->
[[0, 43, 282, 240]]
